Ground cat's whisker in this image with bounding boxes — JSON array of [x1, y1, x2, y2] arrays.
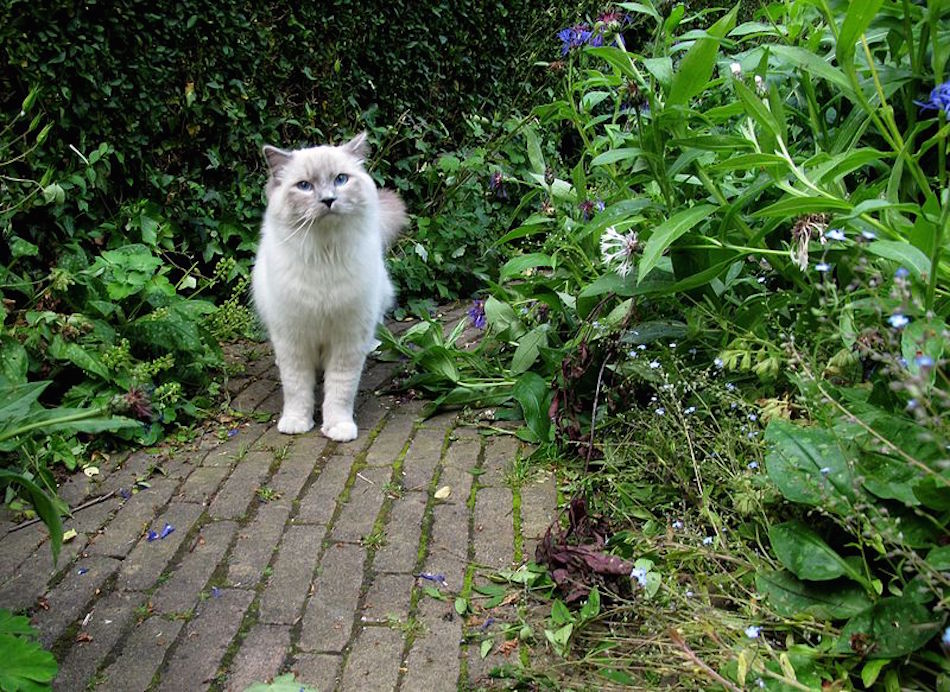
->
[[277, 214, 311, 247]]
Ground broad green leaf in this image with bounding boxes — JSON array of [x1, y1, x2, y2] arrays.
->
[[638, 204, 716, 283], [618, 1, 660, 21], [667, 4, 739, 106], [510, 325, 548, 374], [836, 594, 943, 659], [585, 46, 637, 79], [867, 240, 931, 279], [0, 382, 49, 423], [769, 521, 865, 585], [0, 339, 28, 383], [753, 196, 852, 218], [835, 0, 885, 72], [484, 296, 525, 339], [551, 599, 572, 625], [0, 633, 58, 691], [512, 371, 551, 443], [856, 453, 922, 506], [642, 57, 673, 90], [455, 596, 468, 616], [861, 660, 888, 689], [500, 253, 552, 281], [480, 638, 493, 658], [769, 45, 858, 103], [590, 147, 643, 167], [580, 587, 601, 622], [524, 125, 545, 176], [764, 419, 856, 512], [756, 569, 871, 620], [0, 610, 37, 638], [47, 337, 111, 380], [925, 545, 950, 570]]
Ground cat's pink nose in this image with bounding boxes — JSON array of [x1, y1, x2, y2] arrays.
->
[[321, 197, 336, 208]]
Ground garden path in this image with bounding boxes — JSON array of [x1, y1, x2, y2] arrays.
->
[[0, 304, 558, 691]]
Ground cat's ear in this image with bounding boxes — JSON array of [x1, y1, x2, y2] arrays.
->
[[262, 145, 293, 176], [341, 131, 370, 162]]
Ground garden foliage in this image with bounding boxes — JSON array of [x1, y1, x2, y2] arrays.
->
[[382, 0, 950, 687]]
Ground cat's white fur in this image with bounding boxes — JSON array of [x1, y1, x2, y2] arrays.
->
[[252, 132, 406, 441]]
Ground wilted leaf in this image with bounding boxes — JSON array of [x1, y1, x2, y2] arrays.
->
[[434, 485, 451, 500]]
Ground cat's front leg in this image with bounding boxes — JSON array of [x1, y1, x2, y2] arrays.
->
[[320, 348, 365, 442], [273, 341, 317, 434]]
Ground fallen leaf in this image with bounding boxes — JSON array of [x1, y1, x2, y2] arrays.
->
[[75, 632, 94, 643], [83, 466, 100, 478], [62, 529, 78, 543], [498, 639, 519, 657], [434, 485, 451, 500]]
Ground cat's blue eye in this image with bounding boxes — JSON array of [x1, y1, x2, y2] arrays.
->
[[334, 173, 349, 186], [295, 180, 313, 191]]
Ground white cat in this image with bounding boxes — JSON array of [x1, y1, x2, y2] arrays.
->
[[251, 132, 406, 441]]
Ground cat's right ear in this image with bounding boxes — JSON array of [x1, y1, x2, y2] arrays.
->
[[262, 145, 293, 176]]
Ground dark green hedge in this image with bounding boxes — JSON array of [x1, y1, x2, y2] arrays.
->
[[1, 0, 596, 274]]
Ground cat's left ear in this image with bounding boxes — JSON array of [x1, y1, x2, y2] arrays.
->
[[342, 131, 370, 162]]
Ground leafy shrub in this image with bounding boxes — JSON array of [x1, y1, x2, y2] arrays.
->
[[0, 609, 57, 691]]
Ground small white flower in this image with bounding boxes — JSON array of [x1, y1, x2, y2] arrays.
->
[[860, 230, 877, 241], [748, 414, 757, 422], [754, 74, 765, 93], [820, 466, 831, 475], [649, 359, 661, 369], [888, 313, 910, 329], [702, 536, 714, 546], [684, 406, 696, 415], [655, 407, 666, 416], [757, 276, 767, 284], [668, 342, 677, 348], [672, 520, 684, 530], [714, 357, 724, 368], [815, 262, 831, 272], [725, 382, 735, 391], [827, 228, 846, 241], [747, 461, 759, 470], [730, 62, 742, 77], [630, 566, 649, 587], [685, 589, 694, 598], [745, 625, 762, 639]]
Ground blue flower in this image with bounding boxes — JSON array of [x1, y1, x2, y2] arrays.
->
[[714, 357, 724, 369], [702, 536, 714, 545], [916, 81, 950, 118], [146, 530, 159, 542], [747, 461, 759, 470], [826, 228, 846, 241], [941, 625, 950, 647], [815, 262, 832, 273], [655, 407, 666, 416], [159, 523, 175, 539], [468, 300, 486, 330], [860, 230, 877, 241], [684, 406, 696, 415], [672, 520, 684, 530], [895, 267, 910, 279], [77, 567, 89, 575], [887, 313, 910, 329], [557, 24, 593, 55], [211, 586, 222, 598], [488, 171, 508, 200], [630, 566, 649, 587], [820, 466, 831, 475], [744, 625, 762, 639], [915, 354, 934, 369]]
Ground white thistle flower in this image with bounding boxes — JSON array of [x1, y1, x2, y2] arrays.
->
[[599, 225, 640, 277]]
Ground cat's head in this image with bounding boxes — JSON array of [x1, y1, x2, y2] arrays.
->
[[262, 132, 376, 227]]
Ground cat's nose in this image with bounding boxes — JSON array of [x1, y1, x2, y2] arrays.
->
[[321, 197, 336, 209]]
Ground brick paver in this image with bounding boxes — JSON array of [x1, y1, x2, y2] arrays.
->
[[0, 327, 559, 691]]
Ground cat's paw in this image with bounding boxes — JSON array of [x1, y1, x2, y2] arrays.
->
[[321, 419, 358, 442], [277, 414, 315, 435]]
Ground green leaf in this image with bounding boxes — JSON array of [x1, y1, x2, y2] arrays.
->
[[510, 326, 548, 374], [756, 569, 871, 620], [837, 594, 943, 659], [768, 45, 858, 103], [925, 545, 950, 570], [524, 125, 545, 176], [512, 372, 551, 444], [753, 196, 852, 218], [769, 521, 866, 586], [866, 240, 931, 278], [500, 253, 552, 281], [454, 596, 468, 616], [590, 147, 643, 167], [580, 587, 600, 622], [244, 673, 318, 692], [642, 57, 673, 90], [835, 0, 885, 72], [551, 599, 573, 626], [480, 638, 493, 659], [861, 659, 888, 689], [764, 419, 856, 512], [638, 204, 716, 283], [732, 78, 782, 139], [0, 470, 63, 565], [0, 633, 58, 691], [667, 4, 739, 106], [0, 610, 38, 638], [484, 296, 525, 339], [422, 586, 446, 601]]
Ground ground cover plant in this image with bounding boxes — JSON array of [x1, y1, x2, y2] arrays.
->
[[381, 0, 950, 688]]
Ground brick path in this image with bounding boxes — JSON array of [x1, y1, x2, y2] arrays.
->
[[0, 308, 558, 691]]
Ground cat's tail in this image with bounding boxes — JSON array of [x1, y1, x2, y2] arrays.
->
[[377, 188, 408, 248]]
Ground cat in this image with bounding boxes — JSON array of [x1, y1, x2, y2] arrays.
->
[[251, 132, 407, 441]]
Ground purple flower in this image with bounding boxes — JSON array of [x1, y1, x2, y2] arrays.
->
[[227, 428, 239, 438], [77, 567, 89, 575], [159, 523, 175, 539], [916, 81, 950, 118], [467, 300, 486, 330], [488, 171, 508, 200], [119, 488, 132, 500], [211, 586, 222, 598], [146, 530, 159, 542], [557, 24, 593, 55], [480, 616, 495, 631], [579, 199, 602, 220], [416, 572, 448, 587]]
